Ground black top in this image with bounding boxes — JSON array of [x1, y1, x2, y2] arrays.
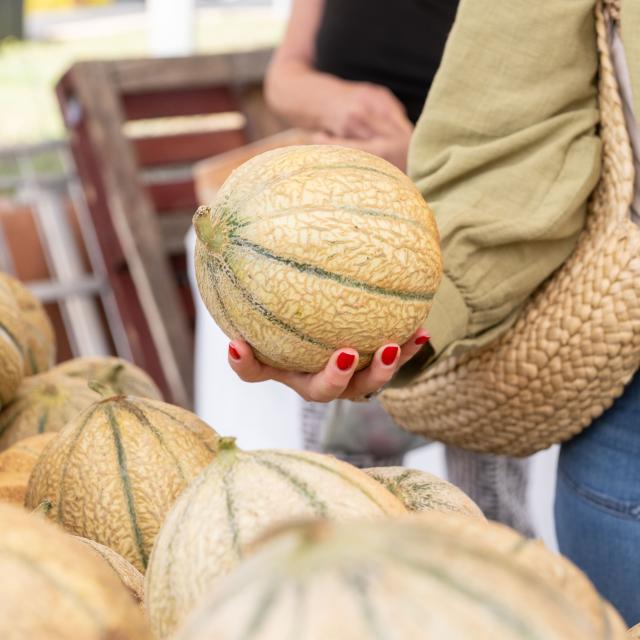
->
[[314, 0, 459, 124]]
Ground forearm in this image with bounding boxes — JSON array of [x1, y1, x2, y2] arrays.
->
[[265, 59, 349, 131]]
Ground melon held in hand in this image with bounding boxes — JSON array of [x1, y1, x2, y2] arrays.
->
[[194, 145, 442, 372]]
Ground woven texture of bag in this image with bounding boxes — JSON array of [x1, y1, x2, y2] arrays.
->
[[380, 0, 640, 457]]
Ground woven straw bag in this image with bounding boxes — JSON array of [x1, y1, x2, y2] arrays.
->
[[380, 0, 640, 457]]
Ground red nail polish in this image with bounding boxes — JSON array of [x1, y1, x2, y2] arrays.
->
[[415, 334, 431, 345], [336, 352, 355, 371], [381, 346, 399, 366], [228, 344, 241, 361]]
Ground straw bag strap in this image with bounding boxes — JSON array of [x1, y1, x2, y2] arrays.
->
[[594, 0, 634, 225], [602, 0, 621, 24]]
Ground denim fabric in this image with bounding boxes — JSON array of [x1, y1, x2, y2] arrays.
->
[[555, 370, 640, 626]]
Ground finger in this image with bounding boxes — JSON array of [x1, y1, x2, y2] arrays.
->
[[366, 112, 413, 137], [343, 118, 376, 140], [227, 340, 273, 382], [397, 327, 431, 367], [340, 343, 401, 399], [229, 340, 360, 403], [279, 348, 359, 402]]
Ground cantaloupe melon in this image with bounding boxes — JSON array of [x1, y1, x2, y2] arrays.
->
[[175, 514, 627, 640], [26, 395, 220, 572], [75, 537, 145, 605], [0, 372, 100, 450], [0, 283, 24, 408], [146, 437, 407, 638], [194, 145, 442, 372], [0, 471, 30, 505], [416, 513, 624, 636], [364, 466, 484, 519], [0, 503, 150, 639], [53, 355, 163, 400], [0, 273, 55, 375], [0, 433, 56, 473]]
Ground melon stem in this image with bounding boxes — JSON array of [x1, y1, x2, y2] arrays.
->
[[193, 206, 224, 253], [218, 436, 237, 451], [87, 379, 121, 400], [103, 364, 125, 386]]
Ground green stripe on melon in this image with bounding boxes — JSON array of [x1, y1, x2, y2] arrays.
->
[[25, 396, 219, 572], [194, 145, 442, 372], [145, 438, 407, 638], [175, 514, 627, 640], [364, 466, 485, 519]]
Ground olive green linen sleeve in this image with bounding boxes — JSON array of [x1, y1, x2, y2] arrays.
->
[[406, 0, 602, 369]]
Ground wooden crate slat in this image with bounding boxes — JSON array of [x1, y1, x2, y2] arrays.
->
[[66, 62, 193, 407], [57, 49, 280, 407], [122, 86, 239, 121], [132, 129, 247, 167], [108, 49, 272, 93], [145, 179, 197, 213]]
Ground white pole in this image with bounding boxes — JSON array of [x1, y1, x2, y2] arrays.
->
[[147, 0, 196, 57]]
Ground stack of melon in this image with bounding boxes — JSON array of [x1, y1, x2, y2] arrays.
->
[[0, 148, 633, 640], [0, 270, 224, 637]]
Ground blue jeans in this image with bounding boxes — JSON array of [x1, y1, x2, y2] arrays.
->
[[555, 369, 640, 626]]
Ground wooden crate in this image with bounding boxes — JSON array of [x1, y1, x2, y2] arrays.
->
[[56, 49, 284, 406]]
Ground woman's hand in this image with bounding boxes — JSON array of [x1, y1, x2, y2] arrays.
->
[[322, 82, 410, 140], [311, 112, 414, 171], [226, 328, 430, 403]]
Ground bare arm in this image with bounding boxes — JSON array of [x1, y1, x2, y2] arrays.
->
[[265, 0, 410, 138]]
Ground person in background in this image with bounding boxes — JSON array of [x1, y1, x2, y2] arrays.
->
[[266, 0, 454, 171], [263, 0, 534, 537]]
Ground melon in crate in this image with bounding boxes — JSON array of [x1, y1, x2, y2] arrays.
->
[[145, 437, 407, 638], [52, 355, 163, 400], [175, 514, 627, 640], [194, 145, 442, 372], [25, 394, 220, 572], [0, 282, 25, 408], [0, 433, 56, 473], [364, 466, 484, 518], [0, 272, 55, 375], [0, 503, 150, 639], [0, 372, 100, 451]]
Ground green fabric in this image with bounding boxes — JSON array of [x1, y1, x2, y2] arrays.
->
[[404, 0, 604, 373]]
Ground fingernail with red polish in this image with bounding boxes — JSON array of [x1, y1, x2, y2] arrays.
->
[[381, 346, 399, 366], [415, 334, 431, 345], [228, 344, 241, 361], [336, 352, 356, 371]]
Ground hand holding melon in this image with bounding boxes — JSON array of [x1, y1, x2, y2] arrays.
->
[[194, 145, 441, 401]]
